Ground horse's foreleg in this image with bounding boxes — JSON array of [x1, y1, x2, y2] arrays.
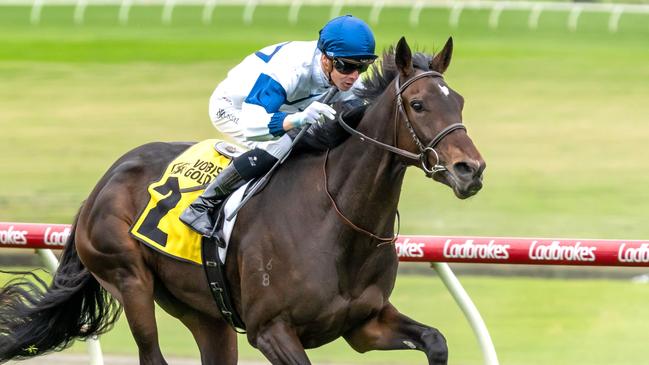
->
[[343, 302, 448, 365], [254, 321, 311, 365]]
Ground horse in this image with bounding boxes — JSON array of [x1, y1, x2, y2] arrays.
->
[[0, 36, 485, 365]]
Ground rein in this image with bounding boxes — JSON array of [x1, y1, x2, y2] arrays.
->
[[337, 70, 466, 177], [323, 149, 400, 245]]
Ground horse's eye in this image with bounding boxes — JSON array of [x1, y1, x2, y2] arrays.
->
[[410, 100, 424, 112]]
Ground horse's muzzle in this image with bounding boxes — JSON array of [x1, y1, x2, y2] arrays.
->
[[434, 158, 485, 199]]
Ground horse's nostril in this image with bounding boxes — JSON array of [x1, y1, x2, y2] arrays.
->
[[453, 160, 485, 180], [453, 161, 476, 178]]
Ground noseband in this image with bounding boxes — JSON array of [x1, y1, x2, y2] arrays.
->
[[338, 70, 466, 177]]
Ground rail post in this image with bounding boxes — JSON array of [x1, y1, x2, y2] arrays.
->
[[432, 263, 499, 365]]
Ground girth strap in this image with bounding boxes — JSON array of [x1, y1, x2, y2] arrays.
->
[[201, 235, 246, 333]]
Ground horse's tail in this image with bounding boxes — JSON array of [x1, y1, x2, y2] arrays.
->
[[0, 212, 122, 362]]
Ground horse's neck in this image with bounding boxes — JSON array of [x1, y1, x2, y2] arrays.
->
[[326, 91, 406, 243]]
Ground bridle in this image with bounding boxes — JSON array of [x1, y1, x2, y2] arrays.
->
[[337, 70, 466, 177], [327, 70, 467, 244]]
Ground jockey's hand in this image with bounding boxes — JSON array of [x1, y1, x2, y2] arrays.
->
[[284, 101, 336, 130]]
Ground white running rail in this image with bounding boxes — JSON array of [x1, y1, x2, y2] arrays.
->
[[2, 0, 648, 32]]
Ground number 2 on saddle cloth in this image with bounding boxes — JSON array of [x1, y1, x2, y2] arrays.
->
[[129, 139, 241, 265]]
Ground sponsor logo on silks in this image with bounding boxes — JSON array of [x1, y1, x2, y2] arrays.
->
[[528, 240, 596, 262], [215, 108, 240, 125], [395, 238, 425, 258], [618, 243, 649, 263], [443, 239, 510, 260], [0, 225, 28, 245], [44, 227, 71, 246]]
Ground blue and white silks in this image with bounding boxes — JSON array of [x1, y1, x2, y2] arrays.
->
[[208, 41, 362, 148]]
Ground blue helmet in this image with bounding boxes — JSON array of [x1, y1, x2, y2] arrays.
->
[[317, 15, 377, 60]]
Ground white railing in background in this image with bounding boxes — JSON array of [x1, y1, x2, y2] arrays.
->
[[1, 0, 648, 32]]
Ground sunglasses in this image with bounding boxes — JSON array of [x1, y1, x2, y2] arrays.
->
[[331, 57, 374, 75]]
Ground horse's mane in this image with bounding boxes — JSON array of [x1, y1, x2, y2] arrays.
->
[[355, 47, 434, 102]]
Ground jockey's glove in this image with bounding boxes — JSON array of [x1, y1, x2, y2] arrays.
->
[[285, 101, 336, 130]]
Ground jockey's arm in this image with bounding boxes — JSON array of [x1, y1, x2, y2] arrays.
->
[[237, 72, 293, 142], [237, 71, 336, 142], [240, 98, 336, 142], [239, 102, 287, 141], [236, 64, 359, 141]]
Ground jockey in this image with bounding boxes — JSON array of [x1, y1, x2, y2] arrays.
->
[[180, 15, 378, 235]]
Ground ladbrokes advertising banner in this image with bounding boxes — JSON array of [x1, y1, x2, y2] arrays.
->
[[396, 235, 649, 266], [4, 222, 649, 267], [0, 222, 70, 249]]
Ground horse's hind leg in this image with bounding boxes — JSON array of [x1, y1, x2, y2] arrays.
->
[[77, 226, 167, 364], [87, 257, 168, 364], [178, 311, 238, 365], [119, 275, 168, 365], [343, 302, 448, 365]]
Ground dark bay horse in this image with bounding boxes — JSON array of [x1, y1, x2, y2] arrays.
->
[[0, 37, 485, 365]]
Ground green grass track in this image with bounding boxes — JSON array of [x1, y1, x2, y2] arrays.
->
[[2, 270, 649, 365]]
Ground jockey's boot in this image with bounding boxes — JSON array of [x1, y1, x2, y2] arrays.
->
[[179, 163, 245, 235]]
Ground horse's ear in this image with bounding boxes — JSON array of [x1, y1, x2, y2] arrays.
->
[[430, 37, 453, 74], [395, 37, 414, 77]]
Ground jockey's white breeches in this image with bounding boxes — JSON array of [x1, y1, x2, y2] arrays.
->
[[209, 96, 291, 159]]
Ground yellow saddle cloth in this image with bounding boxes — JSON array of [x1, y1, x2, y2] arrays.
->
[[130, 139, 240, 265]]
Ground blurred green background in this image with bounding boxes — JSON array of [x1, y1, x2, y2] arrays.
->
[[1, 3, 649, 365]]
